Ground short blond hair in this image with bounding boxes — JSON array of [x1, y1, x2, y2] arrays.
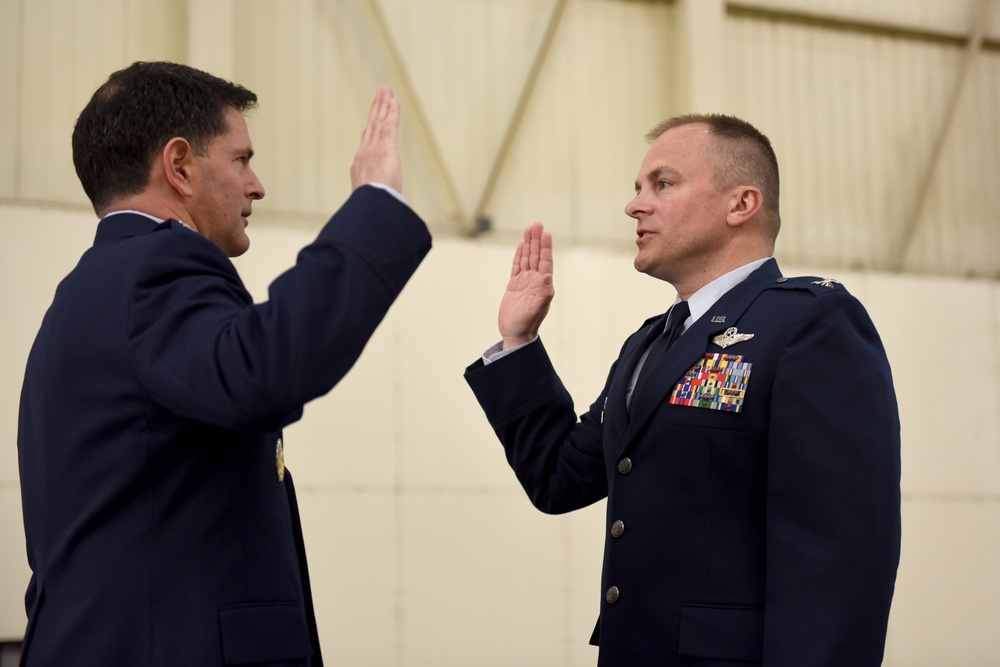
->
[[647, 114, 781, 241]]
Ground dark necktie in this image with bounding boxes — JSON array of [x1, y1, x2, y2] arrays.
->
[[633, 300, 690, 399]]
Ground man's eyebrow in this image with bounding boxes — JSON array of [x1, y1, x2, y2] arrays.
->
[[636, 165, 681, 189], [648, 165, 680, 181]]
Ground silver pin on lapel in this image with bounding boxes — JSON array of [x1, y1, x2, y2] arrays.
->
[[712, 327, 754, 349]]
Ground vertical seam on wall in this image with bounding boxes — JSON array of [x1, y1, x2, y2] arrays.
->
[[14, 0, 25, 199], [561, 519, 573, 667], [392, 308, 405, 666]]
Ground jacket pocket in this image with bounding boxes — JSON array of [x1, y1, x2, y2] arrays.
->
[[668, 404, 754, 431], [677, 603, 763, 661], [219, 601, 313, 665]]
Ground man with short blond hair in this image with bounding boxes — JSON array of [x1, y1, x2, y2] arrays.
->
[[466, 114, 899, 666]]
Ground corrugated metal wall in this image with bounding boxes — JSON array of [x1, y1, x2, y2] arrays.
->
[[2, 0, 996, 275], [727, 1, 1000, 276]]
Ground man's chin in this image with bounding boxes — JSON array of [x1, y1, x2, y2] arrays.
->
[[225, 235, 251, 258], [633, 254, 673, 283]]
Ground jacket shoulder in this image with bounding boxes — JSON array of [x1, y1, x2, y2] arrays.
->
[[766, 275, 854, 297]]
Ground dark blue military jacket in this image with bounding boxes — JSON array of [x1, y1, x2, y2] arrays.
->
[[18, 186, 430, 666], [465, 259, 900, 667]]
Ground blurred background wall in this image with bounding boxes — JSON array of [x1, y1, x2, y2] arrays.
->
[[1, 0, 998, 664]]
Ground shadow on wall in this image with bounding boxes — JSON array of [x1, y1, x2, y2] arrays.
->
[[0, 642, 20, 666]]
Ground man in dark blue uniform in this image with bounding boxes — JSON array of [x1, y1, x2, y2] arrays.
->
[[18, 61, 430, 666], [466, 115, 899, 666]]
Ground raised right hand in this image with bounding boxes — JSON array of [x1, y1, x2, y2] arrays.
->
[[350, 85, 403, 193], [498, 222, 555, 349]]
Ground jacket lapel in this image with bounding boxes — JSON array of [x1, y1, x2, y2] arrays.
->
[[620, 260, 782, 452], [606, 314, 666, 442]]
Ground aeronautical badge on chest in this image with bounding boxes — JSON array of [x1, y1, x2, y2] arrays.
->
[[670, 352, 752, 413]]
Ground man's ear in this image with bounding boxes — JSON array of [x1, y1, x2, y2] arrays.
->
[[726, 186, 763, 228], [161, 137, 196, 198]]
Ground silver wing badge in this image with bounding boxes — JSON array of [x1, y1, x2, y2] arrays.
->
[[712, 327, 754, 349]]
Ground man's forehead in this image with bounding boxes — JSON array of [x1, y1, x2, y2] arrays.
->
[[652, 122, 711, 149], [639, 123, 712, 171]]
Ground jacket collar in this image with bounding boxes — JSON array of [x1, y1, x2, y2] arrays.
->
[[94, 212, 188, 244], [616, 258, 782, 449]]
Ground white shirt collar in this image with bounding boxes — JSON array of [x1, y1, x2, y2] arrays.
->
[[103, 209, 195, 231], [673, 257, 772, 331]]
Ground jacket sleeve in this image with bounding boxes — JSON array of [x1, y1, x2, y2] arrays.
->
[[127, 186, 431, 431], [464, 338, 612, 514], [763, 289, 901, 666]]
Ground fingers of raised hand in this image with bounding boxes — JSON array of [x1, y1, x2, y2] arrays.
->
[[539, 229, 553, 276], [363, 86, 397, 143], [351, 86, 402, 192], [511, 238, 526, 277]]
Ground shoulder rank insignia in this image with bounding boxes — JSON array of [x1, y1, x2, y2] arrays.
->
[[712, 327, 754, 349], [812, 278, 840, 288]]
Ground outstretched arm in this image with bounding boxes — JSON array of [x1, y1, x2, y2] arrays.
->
[[498, 222, 555, 350], [350, 85, 403, 193]]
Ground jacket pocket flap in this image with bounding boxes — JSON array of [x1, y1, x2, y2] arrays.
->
[[678, 603, 763, 661], [219, 602, 312, 665]]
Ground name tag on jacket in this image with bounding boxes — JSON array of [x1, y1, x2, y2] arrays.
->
[[670, 353, 752, 413]]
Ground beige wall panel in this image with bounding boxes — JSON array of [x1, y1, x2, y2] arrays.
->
[[740, 0, 999, 37], [297, 489, 399, 665], [233, 0, 514, 231], [866, 273, 1000, 496], [902, 50, 1000, 276], [380, 0, 553, 222], [235, 2, 359, 220], [556, 246, 677, 402], [886, 499, 1000, 666], [392, 239, 544, 489], [484, 0, 677, 244], [567, 503, 607, 665], [0, 206, 95, 487], [0, 485, 31, 641], [563, 0, 679, 245], [401, 492, 568, 666], [0, 0, 22, 200], [0, 204, 94, 640], [727, 14, 975, 274], [17, 0, 183, 206]]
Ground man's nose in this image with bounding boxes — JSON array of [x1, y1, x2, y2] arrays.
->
[[248, 170, 265, 200], [625, 191, 647, 218]]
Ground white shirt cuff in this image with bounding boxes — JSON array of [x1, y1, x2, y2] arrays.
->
[[482, 337, 538, 365], [366, 182, 407, 206]]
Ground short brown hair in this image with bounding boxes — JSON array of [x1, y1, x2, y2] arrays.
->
[[647, 114, 781, 240], [72, 61, 258, 215]]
